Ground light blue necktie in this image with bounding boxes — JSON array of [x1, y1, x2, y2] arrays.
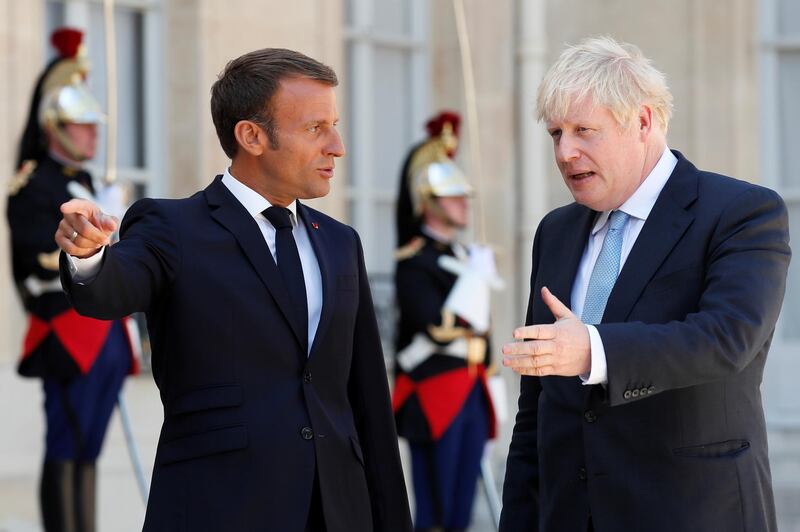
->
[[581, 210, 630, 324]]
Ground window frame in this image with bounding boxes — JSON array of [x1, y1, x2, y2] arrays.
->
[[45, 0, 165, 196], [344, 0, 430, 273], [758, 0, 800, 427]]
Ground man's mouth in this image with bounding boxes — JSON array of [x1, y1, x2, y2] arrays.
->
[[569, 171, 595, 180]]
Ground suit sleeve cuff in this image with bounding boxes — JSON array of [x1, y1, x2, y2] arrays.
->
[[68, 247, 105, 283], [579, 325, 608, 385]]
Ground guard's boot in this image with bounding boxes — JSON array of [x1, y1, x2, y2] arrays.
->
[[40, 460, 77, 532], [75, 462, 96, 532]]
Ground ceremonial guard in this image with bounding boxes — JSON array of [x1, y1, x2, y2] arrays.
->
[[7, 28, 138, 532], [392, 112, 499, 531]]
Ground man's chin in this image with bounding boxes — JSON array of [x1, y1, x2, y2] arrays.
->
[[300, 183, 331, 200], [445, 219, 468, 230], [571, 190, 607, 211]]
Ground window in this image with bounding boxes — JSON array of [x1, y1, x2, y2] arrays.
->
[[45, 0, 164, 196], [759, 0, 800, 424], [344, 0, 430, 347]]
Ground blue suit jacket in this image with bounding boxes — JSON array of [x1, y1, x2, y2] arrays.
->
[[61, 176, 412, 531], [500, 152, 790, 532]]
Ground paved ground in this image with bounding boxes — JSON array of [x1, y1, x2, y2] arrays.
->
[[0, 362, 505, 532], [0, 364, 160, 532], [1, 360, 798, 531]]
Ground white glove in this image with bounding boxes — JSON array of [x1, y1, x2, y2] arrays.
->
[[466, 243, 500, 281], [68, 180, 130, 243], [438, 244, 504, 334], [94, 182, 130, 220]]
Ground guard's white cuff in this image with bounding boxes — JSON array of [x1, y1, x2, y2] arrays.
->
[[580, 325, 608, 385], [68, 247, 105, 283]]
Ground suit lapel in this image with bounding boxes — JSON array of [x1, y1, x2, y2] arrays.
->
[[544, 205, 596, 312], [205, 177, 306, 349], [298, 202, 334, 359], [603, 151, 698, 323]]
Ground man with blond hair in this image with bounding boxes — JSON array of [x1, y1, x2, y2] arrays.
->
[[500, 36, 790, 531]]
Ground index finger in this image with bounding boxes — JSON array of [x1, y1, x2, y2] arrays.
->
[[60, 199, 100, 218], [513, 324, 556, 341]]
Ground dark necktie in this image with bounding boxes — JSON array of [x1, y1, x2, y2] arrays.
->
[[263, 206, 308, 349]]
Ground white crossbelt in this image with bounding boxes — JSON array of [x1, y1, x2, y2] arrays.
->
[[396, 333, 468, 372], [24, 275, 63, 297]]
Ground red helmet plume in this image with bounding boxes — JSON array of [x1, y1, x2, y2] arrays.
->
[[50, 27, 84, 59]]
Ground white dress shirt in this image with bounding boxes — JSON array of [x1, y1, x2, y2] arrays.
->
[[574, 147, 677, 385], [69, 168, 324, 355]]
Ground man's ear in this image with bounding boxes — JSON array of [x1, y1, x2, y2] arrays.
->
[[638, 104, 654, 140], [233, 120, 266, 156]]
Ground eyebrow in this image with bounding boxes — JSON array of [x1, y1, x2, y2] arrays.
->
[[304, 117, 339, 126]]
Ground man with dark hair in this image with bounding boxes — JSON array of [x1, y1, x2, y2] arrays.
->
[[54, 47, 412, 531], [210, 47, 339, 156]]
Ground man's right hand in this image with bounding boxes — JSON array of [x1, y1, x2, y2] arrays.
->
[[55, 199, 119, 258]]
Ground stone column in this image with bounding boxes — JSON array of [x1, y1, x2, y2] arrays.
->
[[0, 1, 45, 365]]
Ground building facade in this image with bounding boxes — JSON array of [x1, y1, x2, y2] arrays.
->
[[1, 0, 797, 528]]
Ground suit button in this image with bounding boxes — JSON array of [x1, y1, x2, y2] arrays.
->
[[584, 410, 597, 423], [623, 390, 632, 400], [648, 386, 655, 394], [632, 389, 639, 398], [640, 387, 648, 396], [578, 467, 587, 481], [301, 427, 314, 440], [303, 370, 312, 384]]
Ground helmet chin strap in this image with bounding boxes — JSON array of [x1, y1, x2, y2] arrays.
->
[[423, 196, 466, 231], [45, 119, 90, 162]]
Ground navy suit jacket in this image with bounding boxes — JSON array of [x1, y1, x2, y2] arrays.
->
[[61, 176, 412, 531], [500, 152, 791, 532]]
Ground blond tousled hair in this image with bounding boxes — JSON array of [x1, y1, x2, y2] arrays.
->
[[537, 36, 673, 132]]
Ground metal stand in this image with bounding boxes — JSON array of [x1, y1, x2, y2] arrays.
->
[[480, 456, 502, 530], [117, 392, 149, 504]]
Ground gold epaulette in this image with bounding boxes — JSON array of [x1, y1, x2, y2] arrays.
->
[[8, 160, 37, 196], [395, 236, 425, 261], [37, 250, 61, 271]]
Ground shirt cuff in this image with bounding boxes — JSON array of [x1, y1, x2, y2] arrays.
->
[[579, 325, 608, 385], [68, 247, 105, 283]]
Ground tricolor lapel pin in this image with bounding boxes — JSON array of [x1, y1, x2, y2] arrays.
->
[[311, 222, 319, 230]]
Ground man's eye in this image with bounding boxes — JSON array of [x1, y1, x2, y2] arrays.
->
[[308, 125, 319, 133], [549, 130, 561, 138]]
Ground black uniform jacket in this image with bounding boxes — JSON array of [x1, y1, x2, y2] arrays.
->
[[60, 176, 412, 532], [500, 151, 791, 532], [392, 234, 495, 443], [7, 156, 136, 378]]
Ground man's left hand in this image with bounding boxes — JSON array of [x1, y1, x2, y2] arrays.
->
[[502, 287, 591, 377]]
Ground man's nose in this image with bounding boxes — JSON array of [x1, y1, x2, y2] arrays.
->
[[326, 129, 345, 158], [555, 135, 579, 163]]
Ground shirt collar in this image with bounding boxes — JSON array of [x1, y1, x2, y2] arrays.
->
[[421, 224, 456, 245], [591, 146, 677, 235], [221, 167, 298, 225]]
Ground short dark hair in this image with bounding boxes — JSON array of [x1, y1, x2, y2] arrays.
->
[[210, 48, 338, 158]]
